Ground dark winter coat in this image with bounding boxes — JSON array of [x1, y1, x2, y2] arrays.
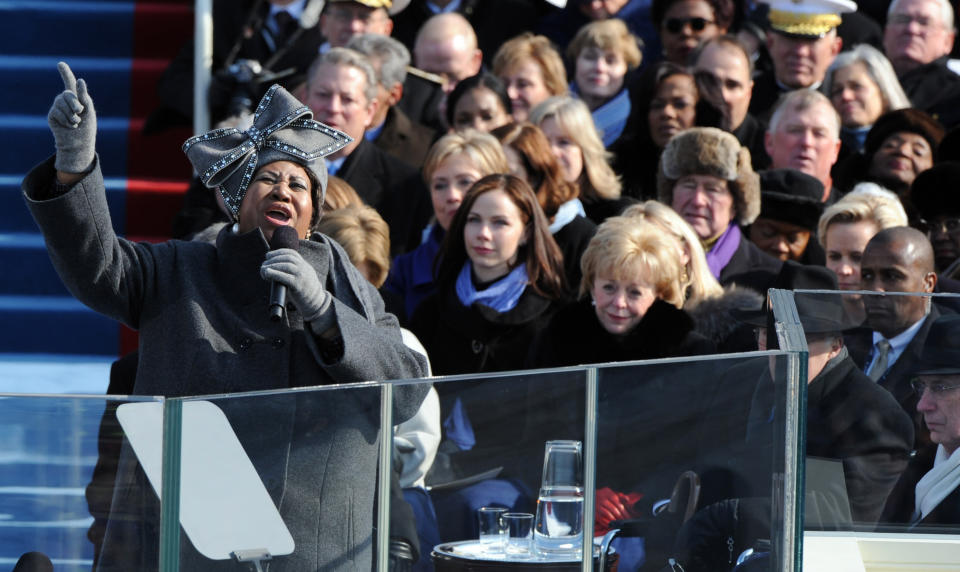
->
[[552, 214, 597, 294], [880, 444, 960, 528], [373, 106, 436, 169], [718, 232, 784, 295], [338, 138, 432, 256]]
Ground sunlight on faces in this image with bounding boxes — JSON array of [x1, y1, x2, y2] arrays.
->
[[306, 63, 376, 157], [765, 101, 840, 187], [661, 0, 722, 64], [868, 132, 934, 188], [591, 273, 658, 335], [648, 74, 698, 148], [671, 174, 735, 241], [916, 374, 960, 454], [430, 153, 484, 231], [883, 0, 956, 72], [824, 220, 880, 290], [829, 62, 886, 128], [539, 116, 585, 183], [575, 46, 628, 108], [693, 42, 753, 131], [237, 161, 314, 241], [451, 87, 511, 133], [748, 218, 811, 261], [501, 60, 553, 122], [768, 30, 841, 89], [464, 189, 529, 282], [416, 34, 481, 94]]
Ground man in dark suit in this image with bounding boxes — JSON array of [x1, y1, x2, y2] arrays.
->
[[846, 227, 939, 447], [304, 47, 430, 255], [880, 315, 960, 527], [347, 34, 436, 168]]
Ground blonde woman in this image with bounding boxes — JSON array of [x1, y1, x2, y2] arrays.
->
[[383, 130, 510, 323], [529, 216, 714, 367], [530, 96, 636, 223], [492, 33, 568, 122], [623, 201, 763, 351]]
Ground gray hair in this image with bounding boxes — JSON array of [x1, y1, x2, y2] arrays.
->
[[821, 44, 911, 112], [768, 89, 841, 139], [346, 33, 410, 88], [888, 0, 954, 30], [308, 47, 379, 104]]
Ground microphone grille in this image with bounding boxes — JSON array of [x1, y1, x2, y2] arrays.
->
[[270, 225, 301, 252]]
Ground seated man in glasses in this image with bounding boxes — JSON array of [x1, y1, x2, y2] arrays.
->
[[880, 314, 960, 527]]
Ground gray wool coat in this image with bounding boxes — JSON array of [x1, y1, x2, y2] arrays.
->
[[24, 156, 429, 571]]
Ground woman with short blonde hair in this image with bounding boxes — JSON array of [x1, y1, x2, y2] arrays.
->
[[529, 215, 714, 367], [492, 33, 568, 122]]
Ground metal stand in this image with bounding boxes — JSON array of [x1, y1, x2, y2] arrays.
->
[[233, 548, 273, 572]]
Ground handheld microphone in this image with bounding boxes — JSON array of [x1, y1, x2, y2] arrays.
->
[[12, 552, 53, 572], [269, 225, 300, 322]]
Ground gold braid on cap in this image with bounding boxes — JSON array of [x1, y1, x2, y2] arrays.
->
[[769, 9, 842, 36]]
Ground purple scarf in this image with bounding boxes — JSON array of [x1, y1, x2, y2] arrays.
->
[[705, 223, 741, 279]]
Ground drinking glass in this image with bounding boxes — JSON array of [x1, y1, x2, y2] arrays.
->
[[503, 512, 534, 558], [477, 506, 507, 552], [534, 440, 584, 556]]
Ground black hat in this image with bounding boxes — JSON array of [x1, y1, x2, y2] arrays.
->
[[864, 109, 945, 160], [913, 315, 960, 375], [911, 162, 960, 220], [733, 261, 852, 333], [938, 127, 960, 163], [757, 168, 825, 230]]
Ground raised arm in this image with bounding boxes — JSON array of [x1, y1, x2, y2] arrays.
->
[[48, 62, 97, 185]]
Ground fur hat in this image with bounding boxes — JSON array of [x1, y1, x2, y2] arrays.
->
[[864, 109, 945, 159], [657, 127, 761, 225]]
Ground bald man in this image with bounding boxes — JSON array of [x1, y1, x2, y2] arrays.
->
[[847, 227, 939, 446], [413, 13, 482, 94]]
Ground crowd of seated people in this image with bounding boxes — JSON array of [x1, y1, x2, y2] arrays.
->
[[92, 0, 960, 569]]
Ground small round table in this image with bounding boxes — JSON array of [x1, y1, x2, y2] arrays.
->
[[432, 540, 618, 571]]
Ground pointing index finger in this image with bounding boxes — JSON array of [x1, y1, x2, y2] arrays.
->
[[57, 62, 77, 94]]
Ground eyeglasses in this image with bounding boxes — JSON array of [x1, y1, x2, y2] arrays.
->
[[917, 218, 960, 236], [664, 17, 714, 34], [910, 378, 960, 395]]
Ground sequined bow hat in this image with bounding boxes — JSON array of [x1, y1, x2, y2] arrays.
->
[[182, 84, 352, 222]]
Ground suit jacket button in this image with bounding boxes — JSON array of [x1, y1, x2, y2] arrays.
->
[[471, 340, 484, 354], [272, 337, 285, 349], [239, 338, 253, 351]]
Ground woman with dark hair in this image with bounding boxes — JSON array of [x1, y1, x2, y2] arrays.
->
[[651, 0, 733, 64], [409, 174, 567, 375], [612, 62, 709, 199], [445, 72, 513, 134], [493, 122, 597, 291]]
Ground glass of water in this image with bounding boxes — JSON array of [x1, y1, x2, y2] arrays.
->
[[534, 440, 584, 556]]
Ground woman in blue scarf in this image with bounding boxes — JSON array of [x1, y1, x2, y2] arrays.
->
[[409, 174, 567, 376]]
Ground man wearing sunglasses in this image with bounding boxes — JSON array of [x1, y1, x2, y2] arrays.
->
[[749, 0, 854, 119], [880, 315, 960, 526]]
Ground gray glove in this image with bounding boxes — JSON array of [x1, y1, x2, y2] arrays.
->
[[260, 248, 334, 332], [48, 62, 97, 174]]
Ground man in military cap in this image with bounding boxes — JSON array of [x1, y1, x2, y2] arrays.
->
[[749, 0, 854, 119]]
